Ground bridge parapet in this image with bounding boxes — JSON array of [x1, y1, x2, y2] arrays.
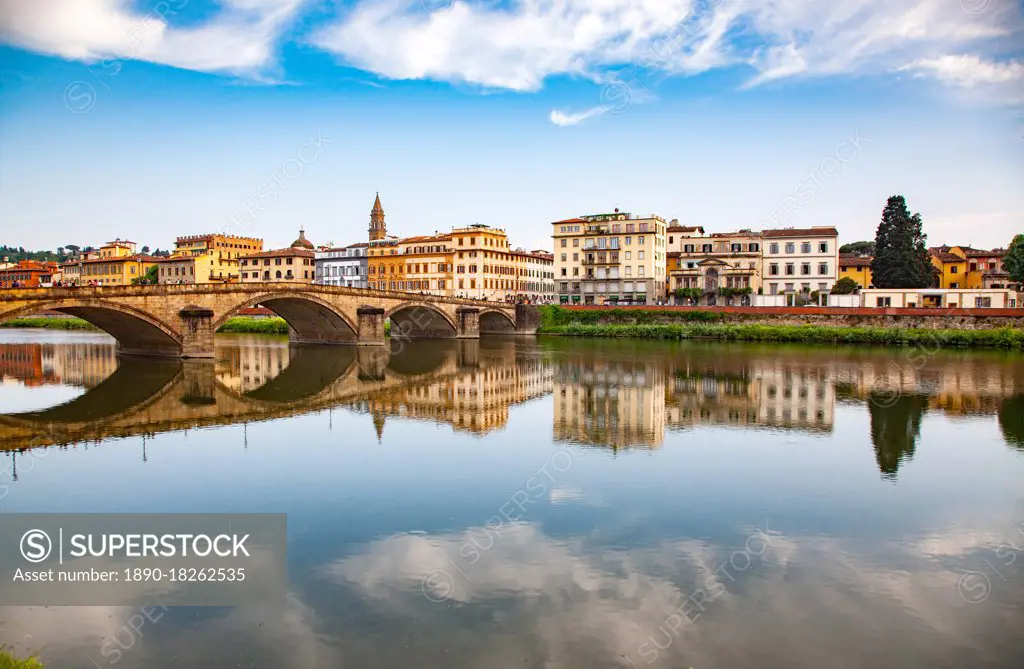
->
[[0, 283, 536, 358]]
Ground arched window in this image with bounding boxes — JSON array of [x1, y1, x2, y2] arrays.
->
[[275, 270, 282, 279]]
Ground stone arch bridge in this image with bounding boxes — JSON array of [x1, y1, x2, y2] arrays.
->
[[0, 283, 539, 358]]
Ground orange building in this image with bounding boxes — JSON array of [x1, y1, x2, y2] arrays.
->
[[0, 260, 59, 288]]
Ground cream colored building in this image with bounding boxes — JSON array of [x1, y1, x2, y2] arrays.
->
[[552, 210, 669, 305], [858, 288, 1020, 309], [666, 228, 763, 304], [239, 230, 315, 283], [761, 227, 840, 295]]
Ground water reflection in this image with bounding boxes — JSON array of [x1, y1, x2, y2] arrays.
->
[[3, 338, 1024, 476], [1, 334, 1022, 669]]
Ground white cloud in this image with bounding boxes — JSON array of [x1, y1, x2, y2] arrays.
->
[[898, 55, 1024, 102], [0, 0, 306, 75], [549, 106, 607, 126], [311, 0, 1023, 98]]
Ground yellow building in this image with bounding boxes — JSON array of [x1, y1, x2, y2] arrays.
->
[[951, 246, 1013, 289], [838, 254, 873, 288], [929, 246, 969, 289], [170, 233, 263, 283], [78, 239, 158, 285]]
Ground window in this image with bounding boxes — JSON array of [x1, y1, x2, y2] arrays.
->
[[877, 297, 892, 307], [785, 263, 795, 276], [669, 236, 674, 244], [749, 243, 760, 252], [625, 236, 632, 245], [801, 263, 811, 275], [684, 244, 694, 253], [625, 266, 631, 277], [801, 242, 811, 253], [770, 263, 779, 276], [818, 242, 828, 253], [638, 251, 645, 260], [951, 266, 958, 274], [770, 283, 779, 295], [625, 251, 631, 260], [770, 243, 779, 254], [573, 238, 579, 247], [638, 266, 644, 276], [785, 242, 795, 254], [731, 243, 741, 253], [818, 262, 828, 275], [638, 236, 645, 245], [560, 253, 566, 261]]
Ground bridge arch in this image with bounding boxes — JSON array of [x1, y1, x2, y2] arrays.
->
[[215, 291, 359, 344], [385, 302, 458, 339], [0, 299, 183, 357], [479, 309, 517, 333]]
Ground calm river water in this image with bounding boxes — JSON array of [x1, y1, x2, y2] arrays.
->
[[0, 329, 1022, 668]]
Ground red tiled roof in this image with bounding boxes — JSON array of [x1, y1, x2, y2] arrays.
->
[[964, 248, 1004, 258], [552, 218, 586, 224], [239, 248, 314, 260], [80, 254, 158, 264], [400, 234, 452, 244], [761, 227, 839, 238], [932, 252, 963, 263], [839, 254, 872, 267], [667, 225, 704, 233]]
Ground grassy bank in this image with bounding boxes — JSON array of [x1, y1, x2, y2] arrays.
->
[[217, 317, 393, 335], [217, 317, 290, 335], [0, 648, 43, 669], [537, 307, 1024, 349], [0, 316, 96, 330]]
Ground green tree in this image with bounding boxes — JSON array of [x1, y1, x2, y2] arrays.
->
[[870, 195, 934, 288], [830, 277, 860, 294], [840, 240, 875, 256], [869, 393, 929, 480], [141, 245, 151, 255], [1001, 234, 1024, 284], [131, 265, 159, 285], [998, 395, 1024, 452]]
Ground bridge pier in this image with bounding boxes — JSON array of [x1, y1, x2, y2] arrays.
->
[[456, 307, 480, 339], [356, 306, 387, 346], [178, 306, 216, 359], [515, 304, 540, 335]]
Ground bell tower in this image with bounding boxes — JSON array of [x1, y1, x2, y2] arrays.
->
[[369, 192, 386, 242]]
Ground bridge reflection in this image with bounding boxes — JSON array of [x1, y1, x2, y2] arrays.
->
[[2, 339, 1024, 480]]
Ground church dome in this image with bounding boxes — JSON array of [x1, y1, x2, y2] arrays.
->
[[291, 228, 314, 250]]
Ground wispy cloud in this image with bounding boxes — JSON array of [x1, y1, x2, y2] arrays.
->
[[549, 106, 607, 126], [0, 0, 307, 76], [901, 54, 1019, 92], [310, 0, 1023, 100]]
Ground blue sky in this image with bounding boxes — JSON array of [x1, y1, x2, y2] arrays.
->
[[0, 0, 1022, 252]]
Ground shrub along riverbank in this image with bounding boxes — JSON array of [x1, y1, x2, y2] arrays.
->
[[0, 647, 43, 669], [537, 306, 1024, 349], [0, 316, 96, 330]]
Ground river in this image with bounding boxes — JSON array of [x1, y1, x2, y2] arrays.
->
[[0, 329, 1022, 668]]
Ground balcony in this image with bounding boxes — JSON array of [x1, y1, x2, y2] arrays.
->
[[581, 253, 620, 265]]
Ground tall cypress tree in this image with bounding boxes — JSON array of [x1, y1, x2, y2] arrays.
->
[[870, 195, 935, 288]]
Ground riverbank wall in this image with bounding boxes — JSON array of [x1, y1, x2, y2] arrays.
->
[[552, 305, 1024, 330]]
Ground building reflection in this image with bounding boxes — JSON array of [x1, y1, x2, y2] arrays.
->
[[2, 338, 1024, 479], [554, 358, 665, 449], [0, 342, 117, 388]]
